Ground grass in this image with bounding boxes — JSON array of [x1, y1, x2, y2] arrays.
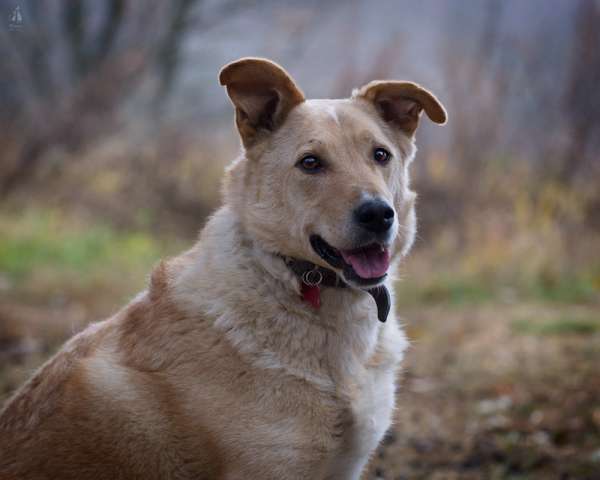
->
[[1, 207, 598, 308], [1, 217, 151, 280], [396, 272, 599, 307], [511, 315, 600, 336], [525, 275, 599, 304], [396, 277, 494, 305], [0, 209, 183, 305]]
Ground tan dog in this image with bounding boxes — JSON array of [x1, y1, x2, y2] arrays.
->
[[0, 58, 446, 479]]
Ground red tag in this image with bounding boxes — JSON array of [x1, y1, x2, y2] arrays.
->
[[301, 283, 321, 309]]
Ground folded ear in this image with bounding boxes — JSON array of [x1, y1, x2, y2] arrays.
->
[[219, 58, 305, 147], [354, 81, 447, 136]]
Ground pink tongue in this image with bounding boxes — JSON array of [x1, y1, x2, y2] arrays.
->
[[341, 246, 390, 279]]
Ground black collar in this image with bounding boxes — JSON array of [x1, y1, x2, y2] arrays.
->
[[282, 256, 391, 323], [283, 257, 346, 288]]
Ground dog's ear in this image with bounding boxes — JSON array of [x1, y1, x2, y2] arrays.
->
[[219, 58, 305, 147], [354, 81, 447, 136]]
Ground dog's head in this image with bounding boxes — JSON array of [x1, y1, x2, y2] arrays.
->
[[220, 58, 446, 288]]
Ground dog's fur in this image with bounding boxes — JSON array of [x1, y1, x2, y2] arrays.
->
[[0, 58, 446, 480]]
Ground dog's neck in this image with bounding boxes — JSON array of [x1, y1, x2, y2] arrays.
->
[[281, 256, 391, 323], [171, 206, 393, 388], [282, 256, 346, 289]]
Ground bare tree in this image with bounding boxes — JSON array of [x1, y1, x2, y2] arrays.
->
[[0, 0, 201, 196], [560, 0, 600, 183]]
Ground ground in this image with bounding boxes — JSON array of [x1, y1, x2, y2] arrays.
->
[[366, 303, 600, 480]]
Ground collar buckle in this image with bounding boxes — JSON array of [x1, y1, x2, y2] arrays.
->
[[281, 254, 390, 322], [301, 267, 323, 287]]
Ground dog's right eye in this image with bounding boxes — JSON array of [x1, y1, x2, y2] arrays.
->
[[296, 156, 323, 173]]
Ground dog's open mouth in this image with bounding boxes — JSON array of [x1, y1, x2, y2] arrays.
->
[[310, 235, 390, 286]]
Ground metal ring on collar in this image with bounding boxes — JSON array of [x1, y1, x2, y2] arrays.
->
[[302, 268, 323, 287]]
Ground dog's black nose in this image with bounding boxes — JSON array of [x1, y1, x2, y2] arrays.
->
[[354, 199, 395, 234]]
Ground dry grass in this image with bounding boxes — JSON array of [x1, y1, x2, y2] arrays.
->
[[367, 303, 600, 479]]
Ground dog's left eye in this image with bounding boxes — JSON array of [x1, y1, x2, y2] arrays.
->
[[373, 148, 391, 165], [297, 155, 323, 173]]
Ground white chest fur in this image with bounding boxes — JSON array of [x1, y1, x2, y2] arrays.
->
[[325, 349, 399, 479], [314, 286, 405, 479]]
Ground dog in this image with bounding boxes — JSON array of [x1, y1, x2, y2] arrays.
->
[[0, 58, 446, 479]]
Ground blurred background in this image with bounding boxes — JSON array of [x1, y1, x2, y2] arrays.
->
[[1, 0, 599, 478]]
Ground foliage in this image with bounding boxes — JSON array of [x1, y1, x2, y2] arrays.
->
[[0, 208, 182, 307]]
